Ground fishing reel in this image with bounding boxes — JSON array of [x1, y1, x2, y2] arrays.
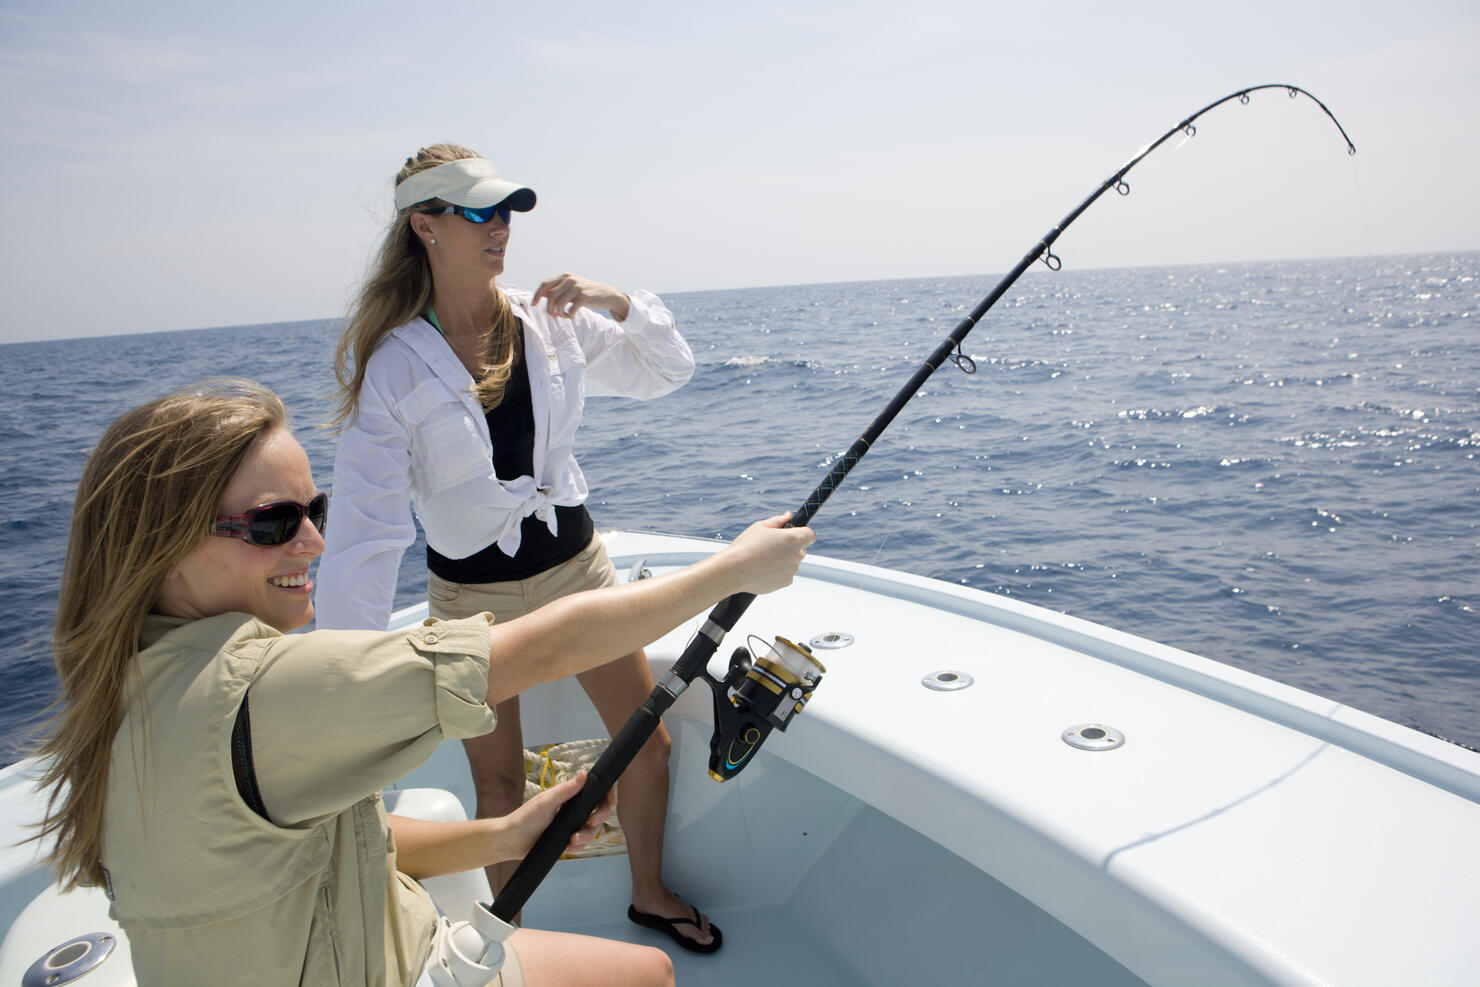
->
[[701, 635, 826, 782]]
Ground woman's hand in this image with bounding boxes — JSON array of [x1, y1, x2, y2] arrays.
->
[[387, 773, 616, 878], [504, 770, 617, 858], [533, 274, 631, 322], [723, 513, 817, 595]]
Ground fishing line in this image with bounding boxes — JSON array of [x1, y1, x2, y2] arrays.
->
[[488, 83, 1357, 921], [829, 533, 892, 631], [1346, 149, 1377, 259]]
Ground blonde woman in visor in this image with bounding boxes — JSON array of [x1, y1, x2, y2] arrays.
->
[[33, 380, 813, 986], [317, 145, 721, 951]]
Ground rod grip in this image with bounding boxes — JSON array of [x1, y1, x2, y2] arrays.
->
[[490, 693, 668, 920], [707, 591, 756, 633]]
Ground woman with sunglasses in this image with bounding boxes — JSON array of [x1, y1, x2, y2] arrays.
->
[[32, 379, 813, 986], [316, 145, 720, 951]]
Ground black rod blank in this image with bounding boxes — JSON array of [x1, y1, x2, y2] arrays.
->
[[489, 84, 1355, 921]]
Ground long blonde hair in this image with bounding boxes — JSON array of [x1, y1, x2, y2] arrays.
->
[[32, 379, 288, 889], [333, 143, 522, 425]]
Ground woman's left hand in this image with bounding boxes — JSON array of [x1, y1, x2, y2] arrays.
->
[[506, 770, 618, 857], [386, 773, 618, 879], [533, 274, 630, 322]]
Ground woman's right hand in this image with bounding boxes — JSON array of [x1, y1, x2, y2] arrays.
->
[[723, 513, 816, 595]]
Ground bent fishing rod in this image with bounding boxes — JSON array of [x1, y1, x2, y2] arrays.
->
[[489, 84, 1355, 921]]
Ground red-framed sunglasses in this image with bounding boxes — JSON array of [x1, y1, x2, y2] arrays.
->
[[212, 493, 328, 546]]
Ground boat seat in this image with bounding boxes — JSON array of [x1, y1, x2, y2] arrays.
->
[[383, 786, 492, 920]]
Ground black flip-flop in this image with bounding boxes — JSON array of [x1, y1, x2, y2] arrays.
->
[[627, 903, 724, 954]]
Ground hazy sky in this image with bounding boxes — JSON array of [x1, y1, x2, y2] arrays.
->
[[1, 0, 1476, 343]]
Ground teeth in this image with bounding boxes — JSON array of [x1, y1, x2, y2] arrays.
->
[[270, 574, 308, 588]]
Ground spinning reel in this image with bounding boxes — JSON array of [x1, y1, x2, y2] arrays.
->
[[701, 635, 826, 781]]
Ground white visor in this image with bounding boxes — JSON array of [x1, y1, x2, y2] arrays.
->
[[393, 157, 536, 212]]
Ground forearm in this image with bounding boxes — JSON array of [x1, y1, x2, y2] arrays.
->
[[581, 289, 693, 399], [390, 774, 613, 878], [388, 814, 521, 879], [606, 290, 630, 323]]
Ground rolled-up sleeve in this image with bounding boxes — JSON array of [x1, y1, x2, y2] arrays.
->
[[578, 289, 694, 399], [246, 615, 498, 826]]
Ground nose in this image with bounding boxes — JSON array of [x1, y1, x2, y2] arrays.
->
[[289, 513, 326, 559]]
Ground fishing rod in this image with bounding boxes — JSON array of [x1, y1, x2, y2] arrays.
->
[[488, 84, 1356, 922]]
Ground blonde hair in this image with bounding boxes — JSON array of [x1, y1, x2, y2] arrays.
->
[[333, 142, 522, 426], [32, 379, 288, 889]]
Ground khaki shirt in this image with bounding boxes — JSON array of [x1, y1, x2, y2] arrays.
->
[[101, 611, 498, 986]]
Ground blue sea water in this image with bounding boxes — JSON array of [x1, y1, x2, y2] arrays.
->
[[1, 253, 1477, 763]]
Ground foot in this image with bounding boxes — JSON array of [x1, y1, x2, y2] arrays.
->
[[628, 890, 720, 952]]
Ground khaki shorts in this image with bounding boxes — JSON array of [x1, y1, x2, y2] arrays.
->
[[427, 536, 620, 624]]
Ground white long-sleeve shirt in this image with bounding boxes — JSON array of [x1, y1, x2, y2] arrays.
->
[[314, 288, 692, 631]]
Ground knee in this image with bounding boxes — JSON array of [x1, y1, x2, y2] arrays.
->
[[470, 770, 527, 815], [640, 945, 675, 987], [632, 727, 672, 771]]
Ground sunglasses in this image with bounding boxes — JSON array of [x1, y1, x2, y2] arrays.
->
[[213, 493, 329, 547], [423, 202, 513, 225]]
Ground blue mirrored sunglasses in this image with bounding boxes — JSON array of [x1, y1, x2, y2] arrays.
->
[[423, 202, 513, 225]]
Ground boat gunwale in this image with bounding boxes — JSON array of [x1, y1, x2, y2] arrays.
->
[[588, 533, 1480, 803]]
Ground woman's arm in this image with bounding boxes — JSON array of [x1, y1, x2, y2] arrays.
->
[[315, 368, 418, 630], [484, 514, 814, 704], [250, 515, 809, 823], [388, 772, 615, 879], [532, 274, 631, 322], [530, 277, 694, 399]]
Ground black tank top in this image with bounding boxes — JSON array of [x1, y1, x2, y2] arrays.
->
[[426, 347, 593, 583]]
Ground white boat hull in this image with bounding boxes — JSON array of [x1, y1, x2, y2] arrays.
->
[[3, 530, 1478, 985]]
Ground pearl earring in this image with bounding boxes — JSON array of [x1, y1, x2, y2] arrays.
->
[[429, 238, 436, 245]]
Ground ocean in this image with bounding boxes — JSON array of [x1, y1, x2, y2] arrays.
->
[[1, 252, 1476, 762]]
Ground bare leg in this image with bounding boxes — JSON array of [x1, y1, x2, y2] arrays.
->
[[511, 927, 673, 987], [577, 647, 718, 949], [462, 695, 528, 913]]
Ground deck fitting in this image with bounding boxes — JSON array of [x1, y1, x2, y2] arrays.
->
[[922, 670, 974, 691], [23, 932, 117, 987], [1062, 724, 1125, 751]]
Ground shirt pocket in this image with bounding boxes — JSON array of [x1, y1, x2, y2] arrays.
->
[[536, 336, 586, 449], [398, 381, 490, 493]]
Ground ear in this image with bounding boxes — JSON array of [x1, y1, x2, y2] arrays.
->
[[159, 561, 187, 589], [151, 563, 190, 620], [409, 212, 437, 245]]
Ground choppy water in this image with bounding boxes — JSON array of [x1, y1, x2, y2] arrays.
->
[[2, 252, 1476, 761]]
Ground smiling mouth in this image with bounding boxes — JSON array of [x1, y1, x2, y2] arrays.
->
[[269, 573, 310, 589]]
